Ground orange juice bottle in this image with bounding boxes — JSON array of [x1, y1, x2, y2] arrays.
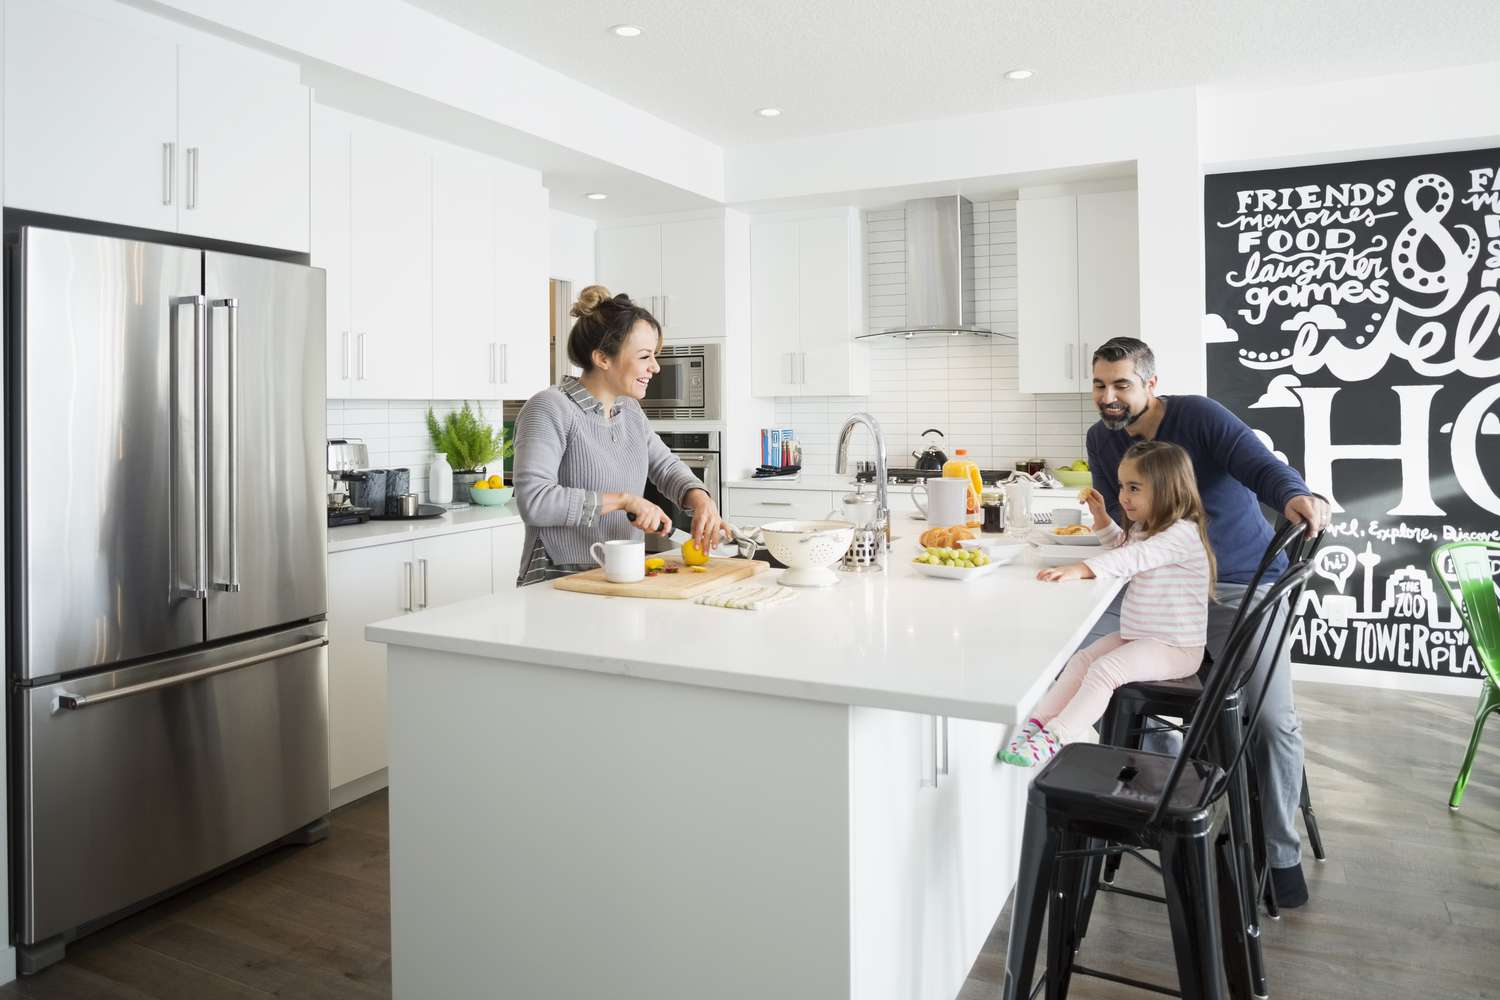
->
[[943, 449, 984, 528]]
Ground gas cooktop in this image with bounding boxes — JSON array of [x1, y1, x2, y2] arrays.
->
[[856, 467, 1013, 486]]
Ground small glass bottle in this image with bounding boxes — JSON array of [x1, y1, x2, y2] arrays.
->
[[981, 489, 1006, 534]]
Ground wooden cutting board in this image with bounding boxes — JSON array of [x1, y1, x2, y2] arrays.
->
[[552, 557, 768, 600]]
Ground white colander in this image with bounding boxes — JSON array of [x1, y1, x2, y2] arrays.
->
[[760, 520, 856, 587]]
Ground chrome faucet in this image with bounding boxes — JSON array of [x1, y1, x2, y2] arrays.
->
[[834, 412, 891, 563]]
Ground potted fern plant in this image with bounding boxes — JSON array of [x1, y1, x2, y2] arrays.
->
[[426, 402, 512, 495]]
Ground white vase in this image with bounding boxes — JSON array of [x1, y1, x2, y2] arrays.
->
[[429, 452, 453, 504]]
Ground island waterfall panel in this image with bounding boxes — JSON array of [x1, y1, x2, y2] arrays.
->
[[1204, 148, 1500, 680]]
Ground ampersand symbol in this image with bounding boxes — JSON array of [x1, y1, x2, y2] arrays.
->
[[1393, 174, 1479, 313]]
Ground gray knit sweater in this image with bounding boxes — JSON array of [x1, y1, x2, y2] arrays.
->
[[512, 377, 704, 585]]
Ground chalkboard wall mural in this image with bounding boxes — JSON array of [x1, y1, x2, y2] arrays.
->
[[1204, 148, 1500, 679]]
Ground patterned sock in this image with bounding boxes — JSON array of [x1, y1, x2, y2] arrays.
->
[[1000, 724, 1064, 767], [997, 718, 1045, 763]]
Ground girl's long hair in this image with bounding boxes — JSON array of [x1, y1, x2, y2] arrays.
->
[[1120, 440, 1217, 597]]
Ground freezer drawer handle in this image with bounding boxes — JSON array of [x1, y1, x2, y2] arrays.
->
[[55, 637, 328, 711]]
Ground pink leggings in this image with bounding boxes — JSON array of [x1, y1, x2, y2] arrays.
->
[[1031, 633, 1205, 744]]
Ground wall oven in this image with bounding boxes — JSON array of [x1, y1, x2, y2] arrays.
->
[[643, 342, 722, 420], [643, 431, 720, 550]]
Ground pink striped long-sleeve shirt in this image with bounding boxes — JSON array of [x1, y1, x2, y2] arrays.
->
[[1083, 519, 1210, 647]]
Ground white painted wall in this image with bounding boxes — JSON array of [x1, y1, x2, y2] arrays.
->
[[548, 209, 596, 286]]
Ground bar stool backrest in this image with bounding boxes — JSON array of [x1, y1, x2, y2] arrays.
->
[[1430, 541, 1500, 687], [1148, 558, 1316, 827]]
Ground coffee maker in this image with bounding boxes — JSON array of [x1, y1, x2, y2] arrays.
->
[[327, 438, 373, 527]]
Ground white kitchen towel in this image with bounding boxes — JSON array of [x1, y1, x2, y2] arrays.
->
[[695, 582, 798, 611]]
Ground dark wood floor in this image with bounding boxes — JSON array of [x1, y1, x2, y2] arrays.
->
[[1, 681, 1496, 999]]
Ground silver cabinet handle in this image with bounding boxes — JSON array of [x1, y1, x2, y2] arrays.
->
[[209, 298, 241, 593], [56, 637, 328, 711], [758, 501, 794, 507], [341, 331, 350, 380], [922, 715, 939, 787], [403, 561, 413, 612], [662, 294, 669, 327], [939, 715, 949, 777], [162, 142, 175, 205], [1080, 341, 1090, 384], [497, 343, 508, 384], [170, 294, 209, 599], [186, 146, 199, 210], [489, 343, 497, 383], [651, 295, 659, 316], [418, 558, 429, 608], [1065, 342, 1075, 382], [357, 332, 367, 380], [799, 352, 807, 385]]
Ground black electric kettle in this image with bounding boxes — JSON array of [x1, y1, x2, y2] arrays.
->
[[911, 428, 947, 472]]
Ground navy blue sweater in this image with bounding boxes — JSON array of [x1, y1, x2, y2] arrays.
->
[[1084, 395, 1311, 585]]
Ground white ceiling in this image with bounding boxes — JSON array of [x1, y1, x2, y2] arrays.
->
[[406, 0, 1500, 146]]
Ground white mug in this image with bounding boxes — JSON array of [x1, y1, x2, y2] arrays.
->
[[590, 538, 645, 583], [912, 478, 969, 527], [1053, 507, 1083, 528]]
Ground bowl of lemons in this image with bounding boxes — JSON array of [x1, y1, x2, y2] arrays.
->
[[1053, 460, 1092, 489], [469, 474, 513, 506]]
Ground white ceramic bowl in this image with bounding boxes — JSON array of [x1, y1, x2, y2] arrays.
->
[[760, 520, 855, 587], [1032, 544, 1090, 566]]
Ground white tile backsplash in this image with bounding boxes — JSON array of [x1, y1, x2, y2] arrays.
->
[[326, 399, 510, 501], [776, 201, 1095, 474]]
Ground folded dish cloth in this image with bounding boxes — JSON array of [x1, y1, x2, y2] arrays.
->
[[695, 582, 797, 611]]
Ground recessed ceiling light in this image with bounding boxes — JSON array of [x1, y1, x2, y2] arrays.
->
[[609, 24, 642, 37], [1003, 69, 1034, 81], [755, 107, 783, 118], [585, 192, 608, 201]]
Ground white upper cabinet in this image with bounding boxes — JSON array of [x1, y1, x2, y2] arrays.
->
[[1017, 189, 1138, 394], [658, 218, 725, 339], [3, 0, 310, 250], [314, 106, 549, 402], [176, 40, 310, 251], [432, 145, 498, 402], [349, 120, 434, 399], [595, 224, 661, 307], [4, 0, 178, 232], [596, 217, 726, 339], [312, 107, 353, 399], [491, 165, 550, 400], [750, 208, 866, 397]]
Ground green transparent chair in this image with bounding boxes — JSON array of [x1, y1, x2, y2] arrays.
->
[[1430, 541, 1500, 811]]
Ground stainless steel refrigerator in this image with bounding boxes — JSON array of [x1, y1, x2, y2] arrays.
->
[[7, 225, 330, 972]]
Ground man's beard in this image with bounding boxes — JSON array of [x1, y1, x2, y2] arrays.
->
[[1098, 401, 1142, 431]]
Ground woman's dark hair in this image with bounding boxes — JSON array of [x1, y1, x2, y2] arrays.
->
[[567, 285, 661, 371]]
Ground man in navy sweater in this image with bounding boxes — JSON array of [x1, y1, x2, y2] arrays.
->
[[1084, 337, 1330, 906]]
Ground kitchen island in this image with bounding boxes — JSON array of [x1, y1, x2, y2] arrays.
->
[[367, 556, 1122, 1000]]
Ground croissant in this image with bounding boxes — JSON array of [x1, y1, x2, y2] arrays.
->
[[1053, 524, 1091, 536], [919, 525, 976, 548]]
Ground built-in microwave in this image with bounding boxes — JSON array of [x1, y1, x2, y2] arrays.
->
[[643, 342, 722, 420]]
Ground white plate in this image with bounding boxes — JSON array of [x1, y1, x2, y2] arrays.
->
[[1032, 544, 1093, 566], [911, 559, 1003, 581], [1033, 528, 1101, 546], [958, 540, 1028, 565]]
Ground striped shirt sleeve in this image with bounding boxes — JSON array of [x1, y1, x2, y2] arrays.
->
[[1095, 519, 1128, 549], [1085, 521, 1204, 579]]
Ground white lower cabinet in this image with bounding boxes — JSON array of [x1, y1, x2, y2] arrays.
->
[[493, 522, 527, 590], [328, 527, 503, 793], [850, 708, 1024, 1000]]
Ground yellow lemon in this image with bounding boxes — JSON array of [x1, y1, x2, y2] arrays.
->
[[644, 557, 666, 571], [487, 474, 503, 488], [681, 539, 710, 566], [472, 481, 489, 490]]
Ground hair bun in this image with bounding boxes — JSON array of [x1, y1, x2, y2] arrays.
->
[[570, 284, 612, 319]]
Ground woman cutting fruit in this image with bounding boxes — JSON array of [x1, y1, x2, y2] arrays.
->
[[511, 285, 728, 586]]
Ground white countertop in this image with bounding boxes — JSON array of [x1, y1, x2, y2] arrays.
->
[[328, 503, 522, 553], [367, 554, 1123, 724], [725, 474, 918, 493]]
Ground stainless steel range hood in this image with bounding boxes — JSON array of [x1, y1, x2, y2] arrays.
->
[[859, 194, 1008, 341]]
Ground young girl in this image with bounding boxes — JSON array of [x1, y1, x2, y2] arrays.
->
[[1000, 440, 1217, 767]]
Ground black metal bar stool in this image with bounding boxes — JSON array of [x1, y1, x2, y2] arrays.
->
[[1001, 560, 1315, 1000], [1074, 522, 1326, 999]]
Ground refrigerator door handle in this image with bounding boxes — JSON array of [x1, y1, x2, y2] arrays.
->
[[55, 637, 328, 711], [170, 294, 209, 599], [209, 298, 241, 593]]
